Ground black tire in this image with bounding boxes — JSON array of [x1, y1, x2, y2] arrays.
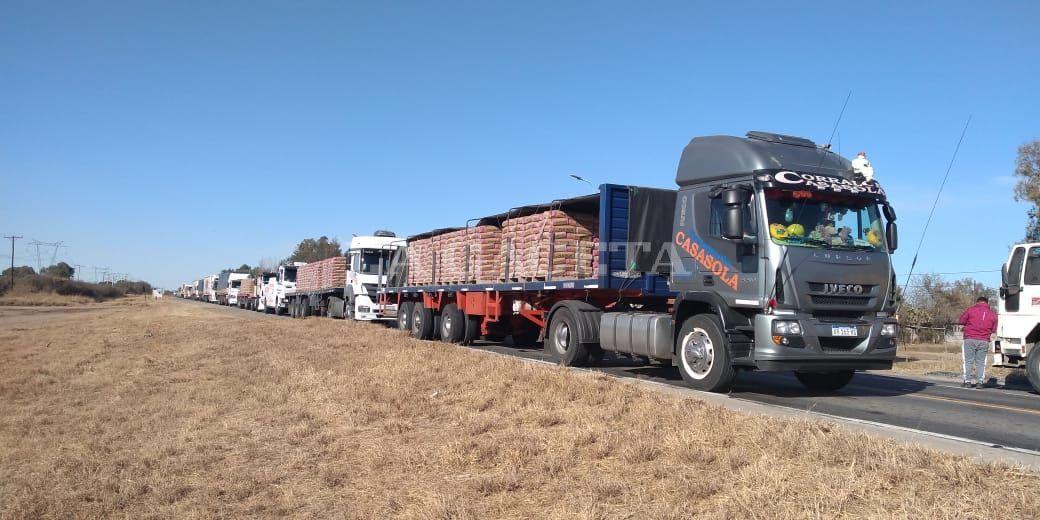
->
[[546, 308, 590, 366], [411, 304, 434, 340], [462, 315, 480, 345], [439, 304, 465, 343], [675, 314, 736, 392], [1025, 344, 1040, 393], [794, 370, 856, 392], [398, 302, 414, 331], [345, 288, 356, 321]]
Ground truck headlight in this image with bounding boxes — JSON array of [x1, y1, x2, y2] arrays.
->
[[880, 323, 898, 336], [772, 320, 802, 336]]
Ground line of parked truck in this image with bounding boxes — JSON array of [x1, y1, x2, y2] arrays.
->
[[177, 131, 913, 393]]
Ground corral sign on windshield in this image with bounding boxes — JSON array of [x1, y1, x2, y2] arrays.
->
[[771, 170, 886, 197]]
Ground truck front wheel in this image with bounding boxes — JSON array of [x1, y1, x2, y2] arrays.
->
[[1027, 344, 1040, 393], [675, 315, 736, 392], [794, 370, 855, 392]]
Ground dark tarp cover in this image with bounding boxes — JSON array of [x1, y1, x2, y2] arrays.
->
[[627, 187, 676, 274], [386, 246, 408, 287]]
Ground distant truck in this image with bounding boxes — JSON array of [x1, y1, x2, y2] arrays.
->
[[203, 275, 219, 303], [252, 272, 277, 312], [379, 131, 900, 392], [261, 263, 304, 315], [215, 272, 250, 306], [286, 232, 400, 321], [995, 242, 1040, 391]]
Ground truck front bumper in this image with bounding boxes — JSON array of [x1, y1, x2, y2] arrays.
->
[[752, 313, 898, 372]]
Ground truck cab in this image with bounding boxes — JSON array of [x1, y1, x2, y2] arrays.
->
[[255, 271, 277, 312], [263, 263, 304, 314], [344, 231, 400, 321], [665, 132, 900, 391], [204, 274, 219, 303], [995, 243, 1040, 391]]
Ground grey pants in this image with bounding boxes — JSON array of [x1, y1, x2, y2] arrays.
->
[[962, 339, 989, 384]]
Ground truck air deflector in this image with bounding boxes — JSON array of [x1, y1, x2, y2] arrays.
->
[[675, 133, 852, 186]]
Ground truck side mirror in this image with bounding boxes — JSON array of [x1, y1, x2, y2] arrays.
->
[[886, 221, 898, 252], [883, 203, 896, 222], [721, 188, 750, 240]]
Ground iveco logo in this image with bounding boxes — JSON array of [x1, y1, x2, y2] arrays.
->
[[811, 251, 872, 263], [823, 284, 864, 295]]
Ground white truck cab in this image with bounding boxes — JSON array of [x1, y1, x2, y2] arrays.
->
[[204, 274, 219, 303], [226, 273, 249, 305], [255, 272, 277, 312], [995, 242, 1040, 391], [345, 232, 400, 321], [263, 262, 305, 314]]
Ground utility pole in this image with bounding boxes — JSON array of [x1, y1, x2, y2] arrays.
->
[[4, 235, 22, 290], [73, 264, 83, 281]]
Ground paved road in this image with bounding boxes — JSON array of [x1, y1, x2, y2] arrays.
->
[[464, 341, 1040, 453], [184, 298, 1040, 454]]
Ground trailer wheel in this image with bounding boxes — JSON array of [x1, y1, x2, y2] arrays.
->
[[1025, 344, 1040, 393], [675, 314, 736, 392], [411, 304, 434, 340], [462, 315, 480, 345], [546, 307, 590, 366], [794, 370, 855, 392], [439, 304, 465, 343], [398, 302, 414, 331]]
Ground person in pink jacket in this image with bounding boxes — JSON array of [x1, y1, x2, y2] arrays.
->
[[958, 296, 998, 388]]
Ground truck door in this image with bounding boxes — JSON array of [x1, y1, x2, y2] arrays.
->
[[1004, 246, 1026, 312], [671, 186, 759, 302]]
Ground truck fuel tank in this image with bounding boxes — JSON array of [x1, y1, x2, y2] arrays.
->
[[600, 312, 673, 360]]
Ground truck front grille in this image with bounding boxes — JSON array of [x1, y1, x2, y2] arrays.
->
[[811, 295, 870, 306]]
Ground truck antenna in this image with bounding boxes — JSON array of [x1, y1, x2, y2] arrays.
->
[[825, 90, 852, 150], [898, 115, 973, 309]]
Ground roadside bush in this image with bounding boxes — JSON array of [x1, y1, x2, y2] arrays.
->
[[0, 274, 152, 301]]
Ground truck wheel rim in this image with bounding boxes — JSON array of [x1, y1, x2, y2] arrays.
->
[[555, 323, 570, 352], [681, 329, 714, 380]]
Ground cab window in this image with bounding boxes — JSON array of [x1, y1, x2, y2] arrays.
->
[[1024, 247, 1040, 285]]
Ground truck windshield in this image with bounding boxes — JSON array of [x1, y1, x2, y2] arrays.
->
[[359, 249, 391, 275], [764, 189, 887, 252], [283, 268, 297, 282]]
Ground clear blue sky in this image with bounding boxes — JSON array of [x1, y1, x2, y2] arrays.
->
[[2, 1, 1038, 289]]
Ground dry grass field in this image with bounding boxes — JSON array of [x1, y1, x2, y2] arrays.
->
[[0, 291, 96, 307], [2, 299, 1040, 518]]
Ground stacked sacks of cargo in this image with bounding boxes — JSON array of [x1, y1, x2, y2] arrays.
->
[[239, 277, 255, 298], [297, 257, 347, 291], [501, 209, 599, 281], [406, 237, 434, 285], [296, 262, 321, 292], [321, 256, 347, 289], [431, 225, 502, 284]]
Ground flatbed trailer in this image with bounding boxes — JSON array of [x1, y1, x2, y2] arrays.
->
[[379, 184, 675, 356]]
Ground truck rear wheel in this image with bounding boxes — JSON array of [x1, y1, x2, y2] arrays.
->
[[675, 314, 736, 392], [546, 308, 590, 366], [398, 302, 414, 331], [411, 304, 434, 340], [462, 315, 480, 345], [439, 304, 465, 343], [794, 370, 855, 392], [1027, 344, 1040, 393]]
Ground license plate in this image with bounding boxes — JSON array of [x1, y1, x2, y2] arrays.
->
[[831, 325, 858, 337]]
